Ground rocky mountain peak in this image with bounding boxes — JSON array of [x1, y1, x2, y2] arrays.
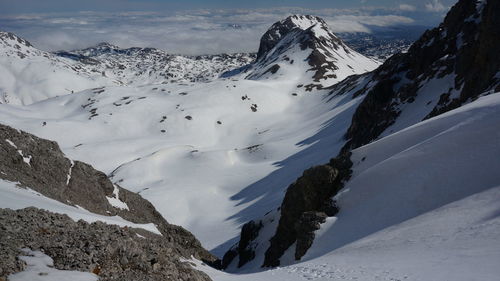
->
[[244, 15, 379, 88], [256, 15, 333, 61]]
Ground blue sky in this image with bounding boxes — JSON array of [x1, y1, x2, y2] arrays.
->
[[0, 0, 457, 14], [0, 0, 457, 54]]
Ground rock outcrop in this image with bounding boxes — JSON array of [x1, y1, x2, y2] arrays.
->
[[262, 153, 352, 267], [221, 220, 263, 268], [0, 123, 218, 279], [0, 208, 211, 281], [221, 153, 352, 269]]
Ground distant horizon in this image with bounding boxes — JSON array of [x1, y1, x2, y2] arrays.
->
[[0, 0, 457, 55]]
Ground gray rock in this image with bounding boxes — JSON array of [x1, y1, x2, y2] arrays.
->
[[0, 123, 219, 279], [0, 208, 211, 281], [0, 123, 217, 266], [295, 211, 327, 260]]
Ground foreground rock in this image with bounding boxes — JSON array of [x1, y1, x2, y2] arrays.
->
[[0, 123, 217, 264], [0, 122, 219, 279], [0, 207, 211, 281]]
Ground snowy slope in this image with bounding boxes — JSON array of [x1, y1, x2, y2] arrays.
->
[[0, 16, 379, 253], [203, 187, 500, 281], [199, 92, 500, 280], [308, 91, 500, 260], [0, 77, 364, 253]]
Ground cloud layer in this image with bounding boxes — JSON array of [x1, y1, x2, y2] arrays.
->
[[0, 7, 428, 55]]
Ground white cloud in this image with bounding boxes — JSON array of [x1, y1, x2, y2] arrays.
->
[[331, 15, 414, 27], [425, 0, 447, 12], [399, 4, 417, 12], [0, 8, 416, 55]]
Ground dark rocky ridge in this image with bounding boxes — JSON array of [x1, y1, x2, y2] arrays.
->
[[342, 0, 500, 151], [0, 207, 211, 281], [0, 123, 218, 278]]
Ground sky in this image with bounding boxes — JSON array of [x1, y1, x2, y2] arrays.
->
[[0, 0, 458, 55]]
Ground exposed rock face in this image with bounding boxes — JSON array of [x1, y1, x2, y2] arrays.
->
[[295, 211, 328, 260], [256, 15, 329, 61], [262, 165, 338, 267], [0, 208, 211, 281], [0, 123, 218, 276], [237, 220, 263, 267], [342, 0, 500, 150], [221, 220, 263, 268], [262, 153, 352, 267]]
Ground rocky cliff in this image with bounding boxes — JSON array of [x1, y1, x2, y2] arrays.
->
[[342, 0, 500, 150]]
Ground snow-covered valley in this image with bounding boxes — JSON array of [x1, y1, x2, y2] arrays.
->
[[1, 1, 500, 280], [0, 45, 374, 254]]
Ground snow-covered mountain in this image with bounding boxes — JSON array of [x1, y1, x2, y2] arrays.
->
[[0, 32, 254, 105], [226, 15, 380, 90], [209, 90, 500, 281], [1, 0, 500, 280], [56, 43, 255, 85]]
